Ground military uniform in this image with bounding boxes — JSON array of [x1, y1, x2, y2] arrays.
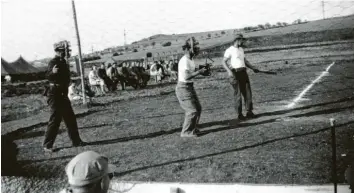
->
[[43, 41, 84, 151]]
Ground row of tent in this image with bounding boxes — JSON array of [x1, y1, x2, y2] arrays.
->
[[1, 56, 45, 76]]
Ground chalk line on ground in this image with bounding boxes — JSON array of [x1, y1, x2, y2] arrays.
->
[[110, 181, 351, 193], [287, 62, 335, 108]]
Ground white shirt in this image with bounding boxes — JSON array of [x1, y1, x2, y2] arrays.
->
[[68, 84, 78, 100], [224, 46, 246, 69], [178, 55, 196, 83], [88, 70, 99, 85]]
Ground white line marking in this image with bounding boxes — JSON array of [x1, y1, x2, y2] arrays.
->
[[287, 62, 335, 108], [110, 181, 351, 193]]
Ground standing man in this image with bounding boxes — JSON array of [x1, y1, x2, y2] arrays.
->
[[176, 37, 207, 137], [43, 41, 85, 152], [222, 34, 259, 121]]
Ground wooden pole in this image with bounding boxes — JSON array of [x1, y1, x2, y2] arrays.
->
[[330, 118, 337, 193], [72, 0, 86, 104]]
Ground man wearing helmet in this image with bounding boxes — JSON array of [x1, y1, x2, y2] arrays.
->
[[43, 40, 85, 152]]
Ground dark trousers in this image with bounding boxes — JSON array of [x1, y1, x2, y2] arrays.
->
[[43, 85, 82, 148], [117, 75, 125, 90], [176, 82, 202, 134], [229, 69, 253, 116]]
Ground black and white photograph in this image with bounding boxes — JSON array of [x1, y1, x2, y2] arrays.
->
[[1, 0, 354, 192]]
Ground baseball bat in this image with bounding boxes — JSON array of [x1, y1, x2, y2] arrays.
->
[[258, 70, 277, 75]]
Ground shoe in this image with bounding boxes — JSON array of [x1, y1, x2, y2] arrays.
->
[[246, 112, 256, 119], [238, 114, 246, 121], [72, 140, 87, 147], [180, 133, 198, 138], [194, 129, 201, 135], [43, 147, 54, 153]]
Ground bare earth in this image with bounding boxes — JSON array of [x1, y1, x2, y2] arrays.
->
[[1, 43, 354, 193]]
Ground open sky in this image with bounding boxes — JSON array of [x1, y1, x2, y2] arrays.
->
[[1, 0, 354, 61]]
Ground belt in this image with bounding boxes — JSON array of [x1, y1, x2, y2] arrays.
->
[[49, 83, 62, 87], [231, 67, 246, 72], [177, 81, 193, 86]]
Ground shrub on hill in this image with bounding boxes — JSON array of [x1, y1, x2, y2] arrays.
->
[[162, 42, 172, 47]]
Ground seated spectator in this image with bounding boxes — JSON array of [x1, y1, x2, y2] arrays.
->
[[88, 66, 104, 96], [97, 63, 113, 93], [116, 63, 126, 90], [68, 79, 91, 102], [59, 151, 116, 193], [150, 61, 168, 82], [4, 75, 12, 83], [168, 60, 178, 81], [106, 63, 118, 91]]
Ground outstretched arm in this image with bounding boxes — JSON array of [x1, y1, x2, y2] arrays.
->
[[245, 58, 259, 73]]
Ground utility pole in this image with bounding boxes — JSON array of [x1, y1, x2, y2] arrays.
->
[[71, 0, 86, 104], [322, 0, 325, 19], [91, 45, 94, 54], [124, 29, 127, 49]]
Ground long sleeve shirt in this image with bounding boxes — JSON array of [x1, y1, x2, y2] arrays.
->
[[46, 55, 71, 87], [97, 68, 108, 79]]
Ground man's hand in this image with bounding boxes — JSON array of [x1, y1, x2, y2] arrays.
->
[[52, 65, 59, 74], [198, 67, 208, 74], [253, 69, 260, 73], [227, 70, 233, 77]]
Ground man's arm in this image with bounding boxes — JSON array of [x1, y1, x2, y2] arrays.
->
[[222, 57, 233, 77], [245, 58, 259, 73], [46, 60, 58, 81], [184, 68, 206, 81]]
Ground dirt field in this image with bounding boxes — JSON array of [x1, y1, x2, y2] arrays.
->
[[1, 43, 354, 192]]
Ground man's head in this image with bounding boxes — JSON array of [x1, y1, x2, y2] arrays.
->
[[65, 151, 116, 193], [100, 63, 105, 69], [233, 34, 246, 48], [182, 37, 200, 58], [54, 41, 71, 58], [92, 66, 97, 71]]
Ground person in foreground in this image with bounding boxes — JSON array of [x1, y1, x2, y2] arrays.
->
[[43, 40, 85, 152], [176, 37, 208, 138], [59, 151, 116, 193], [222, 34, 260, 121]]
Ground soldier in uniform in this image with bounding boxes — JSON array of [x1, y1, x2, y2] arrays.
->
[[43, 41, 85, 152]]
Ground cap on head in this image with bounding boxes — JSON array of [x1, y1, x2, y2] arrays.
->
[[182, 37, 199, 51], [65, 151, 116, 187], [54, 40, 71, 51], [233, 34, 246, 42]]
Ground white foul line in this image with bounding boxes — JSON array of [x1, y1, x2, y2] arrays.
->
[[287, 62, 335, 108]]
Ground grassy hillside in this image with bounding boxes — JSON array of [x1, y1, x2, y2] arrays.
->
[[130, 14, 354, 50], [85, 14, 353, 64]]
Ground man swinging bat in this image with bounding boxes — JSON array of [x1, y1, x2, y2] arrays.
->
[[222, 34, 260, 121]]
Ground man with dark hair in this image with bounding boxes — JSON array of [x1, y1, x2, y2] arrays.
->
[[43, 40, 85, 152], [222, 34, 259, 121], [107, 62, 118, 91], [176, 37, 207, 137], [98, 63, 113, 92], [116, 62, 126, 90], [59, 151, 116, 193]]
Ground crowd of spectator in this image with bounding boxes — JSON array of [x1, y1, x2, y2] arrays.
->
[[67, 59, 179, 102]]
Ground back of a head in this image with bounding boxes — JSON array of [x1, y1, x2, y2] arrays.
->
[[64, 151, 116, 193]]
